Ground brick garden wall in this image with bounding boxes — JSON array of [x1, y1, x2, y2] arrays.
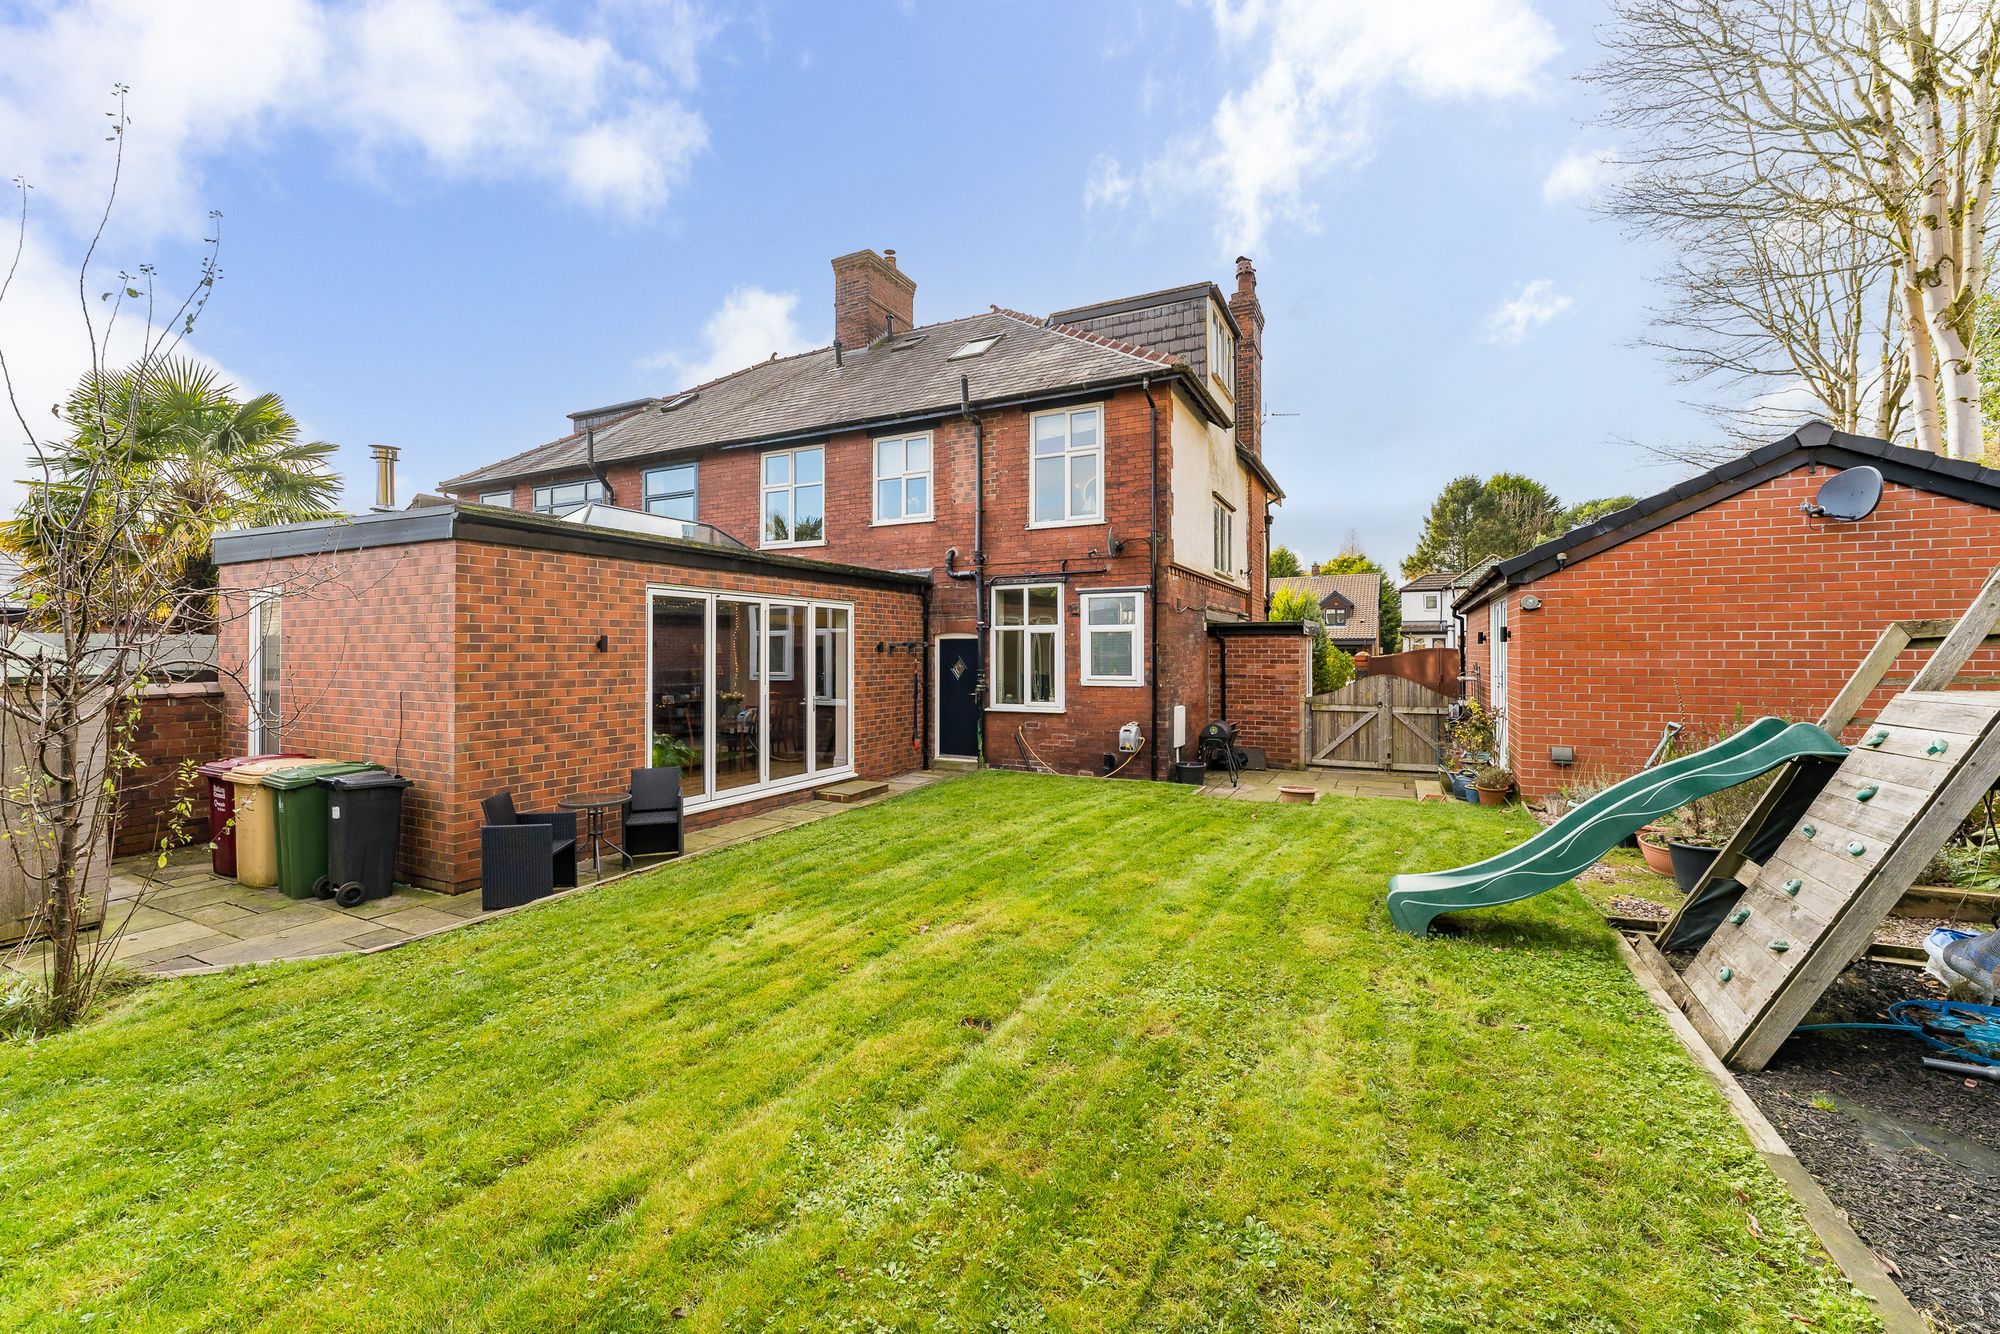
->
[[1207, 628, 1312, 769], [1463, 467, 2000, 799], [114, 682, 226, 857], [220, 537, 925, 891]]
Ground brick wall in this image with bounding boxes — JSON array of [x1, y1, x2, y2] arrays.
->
[[1209, 627, 1311, 769], [1465, 467, 2000, 798], [219, 537, 925, 891], [113, 682, 226, 857]]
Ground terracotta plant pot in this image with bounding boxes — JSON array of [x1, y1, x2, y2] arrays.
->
[[1638, 833, 1675, 877], [1474, 785, 1509, 807], [1278, 785, 1317, 805]]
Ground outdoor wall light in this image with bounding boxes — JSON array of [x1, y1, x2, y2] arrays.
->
[[1549, 745, 1574, 766], [1520, 595, 1542, 611], [594, 634, 609, 653]]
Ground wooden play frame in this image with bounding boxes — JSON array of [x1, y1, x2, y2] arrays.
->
[[1653, 566, 2000, 1070]]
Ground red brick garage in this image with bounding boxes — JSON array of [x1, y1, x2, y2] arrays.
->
[[1456, 425, 2000, 799], [213, 503, 929, 891]]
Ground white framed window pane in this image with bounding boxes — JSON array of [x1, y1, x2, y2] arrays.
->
[[998, 588, 1024, 626], [1070, 455, 1099, 517], [479, 490, 511, 507], [1030, 632, 1056, 703], [1028, 586, 1058, 625], [906, 437, 928, 472], [1033, 457, 1064, 521], [1033, 415, 1066, 455], [1088, 594, 1135, 626], [764, 453, 790, 485], [877, 478, 902, 519], [796, 448, 823, 485], [997, 630, 1023, 704], [795, 485, 823, 530], [1069, 409, 1099, 448], [905, 476, 928, 516], [1091, 633, 1133, 680], [765, 495, 791, 543], [876, 438, 903, 475]]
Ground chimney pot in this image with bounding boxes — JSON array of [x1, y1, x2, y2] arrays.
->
[[884, 249, 897, 268]]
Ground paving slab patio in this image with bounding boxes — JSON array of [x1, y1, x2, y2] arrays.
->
[[2, 769, 953, 978]]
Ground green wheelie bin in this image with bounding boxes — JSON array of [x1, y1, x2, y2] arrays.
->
[[264, 761, 381, 900]]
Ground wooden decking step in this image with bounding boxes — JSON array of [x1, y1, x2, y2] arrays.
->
[[815, 779, 889, 804]]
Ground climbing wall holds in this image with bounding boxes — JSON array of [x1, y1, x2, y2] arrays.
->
[[1928, 738, 1950, 756], [1864, 729, 1889, 747], [1781, 878, 1802, 896], [1718, 966, 1734, 982], [1768, 939, 1790, 953], [1847, 841, 1867, 857], [1801, 822, 1817, 839], [1728, 908, 1751, 925], [1855, 785, 1878, 802]]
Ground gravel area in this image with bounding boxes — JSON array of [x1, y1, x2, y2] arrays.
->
[[1738, 964, 2000, 1332]]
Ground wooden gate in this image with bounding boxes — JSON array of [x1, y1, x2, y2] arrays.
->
[[1308, 675, 1451, 771]]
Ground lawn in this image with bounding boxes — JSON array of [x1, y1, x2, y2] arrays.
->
[[0, 773, 1875, 1331]]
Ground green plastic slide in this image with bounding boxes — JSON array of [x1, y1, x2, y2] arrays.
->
[[1387, 717, 1849, 935]]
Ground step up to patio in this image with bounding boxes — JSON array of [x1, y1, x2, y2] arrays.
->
[[815, 779, 889, 804]]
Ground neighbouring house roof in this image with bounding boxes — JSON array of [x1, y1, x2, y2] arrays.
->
[[440, 307, 1248, 494], [1399, 621, 1450, 636], [1456, 423, 2000, 613], [2, 631, 215, 682], [1450, 556, 1500, 590], [1270, 573, 1380, 648], [1400, 571, 1456, 593], [212, 501, 933, 591]]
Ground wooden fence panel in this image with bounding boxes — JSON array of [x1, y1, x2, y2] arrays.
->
[[1308, 675, 1450, 771]]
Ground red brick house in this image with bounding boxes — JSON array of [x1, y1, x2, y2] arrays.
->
[[1456, 424, 2000, 799], [437, 249, 1293, 780]]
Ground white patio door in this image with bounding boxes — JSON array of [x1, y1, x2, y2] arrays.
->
[[1488, 595, 1509, 766]]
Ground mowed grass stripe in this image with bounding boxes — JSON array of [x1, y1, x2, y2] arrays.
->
[[0, 774, 1878, 1332]]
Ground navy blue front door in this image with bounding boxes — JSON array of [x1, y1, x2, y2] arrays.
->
[[937, 637, 981, 759]]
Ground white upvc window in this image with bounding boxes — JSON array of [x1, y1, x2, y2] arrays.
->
[[762, 446, 825, 546], [1029, 406, 1102, 527], [532, 479, 604, 515], [1212, 495, 1235, 577], [247, 592, 282, 753], [1208, 304, 1235, 397], [872, 432, 932, 524], [1425, 593, 1439, 610], [478, 489, 513, 508], [991, 584, 1063, 710], [1080, 591, 1144, 686], [643, 463, 698, 520]]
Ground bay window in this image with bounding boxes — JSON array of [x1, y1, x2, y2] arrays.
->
[[991, 584, 1062, 709]]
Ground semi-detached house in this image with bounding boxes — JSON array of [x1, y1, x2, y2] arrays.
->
[[438, 249, 1293, 786]]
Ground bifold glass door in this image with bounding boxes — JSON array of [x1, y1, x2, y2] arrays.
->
[[648, 588, 853, 806]]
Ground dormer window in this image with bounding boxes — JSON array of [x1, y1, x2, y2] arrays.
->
[[1208, 304, 1235, 397], [1329, 607, 1348, 627]]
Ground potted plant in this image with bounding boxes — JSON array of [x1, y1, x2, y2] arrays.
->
[[1473, 764, 1514, 807], [1636, 825, 1676, 877], [1445, 700, 1500, 804]]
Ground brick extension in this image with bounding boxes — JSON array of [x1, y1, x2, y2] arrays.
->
[[1460, 457, 2000, 800]]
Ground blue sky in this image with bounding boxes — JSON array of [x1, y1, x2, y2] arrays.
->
[[0, 0, 1712, 572]]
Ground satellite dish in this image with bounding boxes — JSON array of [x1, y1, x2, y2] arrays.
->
[[1803, 465, 1883, 522]]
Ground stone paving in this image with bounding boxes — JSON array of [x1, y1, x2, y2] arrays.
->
[[1195, 765, 1426, 802], [2, 771, 949, 978]]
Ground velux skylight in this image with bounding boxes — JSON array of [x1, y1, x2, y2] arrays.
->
[[947, 334, 1004, 361]]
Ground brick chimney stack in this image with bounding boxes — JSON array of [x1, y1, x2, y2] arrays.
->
[[1228, 255, 1264, 457], [831, 248, 916, 349]]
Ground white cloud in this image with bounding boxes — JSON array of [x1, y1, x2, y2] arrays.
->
[[1084, 156, 1135, 212], [0, 0, 714, 237], [640, 286, 815, 387], [1542, 146, 1623, 205], [1098, 0, 1560, 252], [1483, 278, 1572, 345]]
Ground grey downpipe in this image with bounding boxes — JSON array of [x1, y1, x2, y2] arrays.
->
[[963, 375, 988, 767], [1143, 375, 1161, 780]]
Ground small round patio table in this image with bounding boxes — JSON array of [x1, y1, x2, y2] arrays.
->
[[558, 792, 632, 876]]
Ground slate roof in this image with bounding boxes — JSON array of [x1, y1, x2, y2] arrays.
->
[[1270, 573, 1380, 649], [442, 308, 1236, 492], [1049, 282, 1237, 383], [1450, 556, 1500, 591], [1455, 422, 2000, 612]]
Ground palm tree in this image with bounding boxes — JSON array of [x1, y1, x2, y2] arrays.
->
[[7, 358, 341, 630]]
